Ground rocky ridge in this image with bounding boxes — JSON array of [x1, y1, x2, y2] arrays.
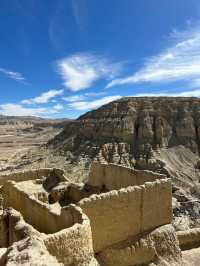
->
[[51, 97, 200, 173]]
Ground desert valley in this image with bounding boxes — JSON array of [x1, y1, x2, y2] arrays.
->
[[0, 97, 200, 265]]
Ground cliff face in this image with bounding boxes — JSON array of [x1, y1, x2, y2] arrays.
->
[[52, 97, 200, 164]]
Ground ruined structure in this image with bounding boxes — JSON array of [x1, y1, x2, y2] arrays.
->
[[0, 164, 199, 265]]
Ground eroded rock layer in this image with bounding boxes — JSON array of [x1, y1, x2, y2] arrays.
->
[[52, 97, 200, 156], [50, 97, 200, 177]]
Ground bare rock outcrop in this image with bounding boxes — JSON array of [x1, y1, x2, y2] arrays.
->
[[52, 97, 200, 154], [50, 97, 200, 183]]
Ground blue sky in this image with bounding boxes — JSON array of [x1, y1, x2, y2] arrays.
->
[[1, 0, 200, 118]]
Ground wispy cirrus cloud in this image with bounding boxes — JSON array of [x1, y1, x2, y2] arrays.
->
[[107, 25, 200, 89], [56, 53, 123, 91], [84, 91, 106, 97], [0, 67, 25, 82], [63, 94, 86, 102], [71, 0, 87, 31], [63, 91, 106, 102], [68, 95, 121, 111], [22, 89, 64, 104]]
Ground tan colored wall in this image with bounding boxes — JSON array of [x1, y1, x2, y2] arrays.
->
[[79, 179, 172, 252], [7, 208, 41, 246], [87, 162, 166, 190], [0, 168, 67, 186], [44, 206, 96, 265], [0, 206, 97, 266], [2, 181, 74, 234], [97, 224, 181, 266], [177, 228, 200, 250]]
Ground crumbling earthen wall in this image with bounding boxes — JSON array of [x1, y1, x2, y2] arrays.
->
[[44, 206, 95, 265], [97, 224, 181, 266], [0, 164, 179, 265], [177, 228, 200, 250], [2, 181, 74, 234], [0, 168, 66, 186], [0, 207, 96, 266], [0, 208, 97, 266], [5, 208, 41, 246], [87, 162, 166, 190], [0, 236, 62, 266], [79, 179, 172, 252]]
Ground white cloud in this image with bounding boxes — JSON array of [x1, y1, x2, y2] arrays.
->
[[134, 88, 200, 98], [0, 104, 56, 117], [107, 25, 200, 88], [0, 102, 65, 117], [53, 103, 64, 110], [69, 95, 121, 111], [63, 91, 107, 102], [190, 78, 200, 88], [57, 53, 122, 91], [0, 67, 25, 82], [63, 94, 86, 102], [84, 91, 106, 97], [22, 89, 64, 104]]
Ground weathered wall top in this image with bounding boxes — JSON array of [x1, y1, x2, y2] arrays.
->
[[87, 162, 166, 190], [79, 178, 172, 252], [0, 168, 68, 186]]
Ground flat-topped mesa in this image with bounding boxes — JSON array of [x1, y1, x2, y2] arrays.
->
[[0, 163, 181, 265]]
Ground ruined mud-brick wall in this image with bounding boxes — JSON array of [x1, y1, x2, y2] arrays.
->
[[44, 206, 95, 265], [1, 208, 40, 247], [79, 179, 172, 252], [97, 224, 182, 266], [2, 181, 74, 234], [177, 228, 200, 250], [87, 162, 166, 190], [0, 207, 96, 266], [0, 208, 61, 266], [0, 168, 65, 186]]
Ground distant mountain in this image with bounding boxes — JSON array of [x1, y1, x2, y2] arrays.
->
[[0, 115, 72, 128]]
